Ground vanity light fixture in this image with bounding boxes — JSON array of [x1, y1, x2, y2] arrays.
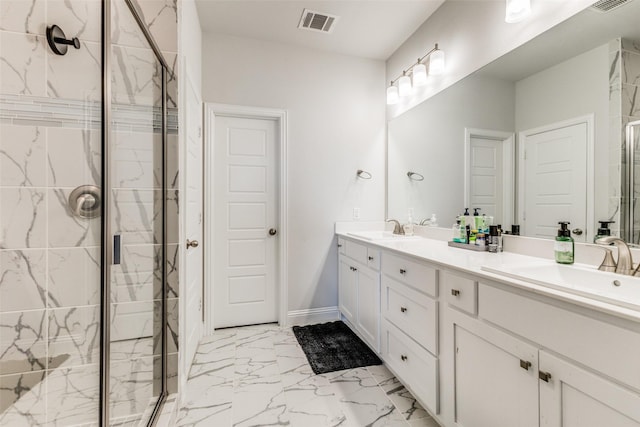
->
[[386, 43, 445, 105], [398, 72, 413, 97], [505, 0, 531, 23]]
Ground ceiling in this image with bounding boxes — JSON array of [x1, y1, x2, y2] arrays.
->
[[479, 0, 640, 81], [194, 0, 446, 60]]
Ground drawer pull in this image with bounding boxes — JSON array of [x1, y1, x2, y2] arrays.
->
[[368, 256, 374, 261], [349, 266, 358, 272], [520, 360, 532, 371], [401, 354, 408, 362], [400, 307, 408, 313], [400, 268, 407, 275], [539, 371, 552, 382], [451, 289, 461, 297], [338, 244, 343, 248]]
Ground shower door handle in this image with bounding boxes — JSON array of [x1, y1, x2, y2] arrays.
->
[[113, 234, 121, 265]]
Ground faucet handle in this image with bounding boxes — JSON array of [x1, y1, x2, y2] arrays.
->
[[597, 247, 617, 272]]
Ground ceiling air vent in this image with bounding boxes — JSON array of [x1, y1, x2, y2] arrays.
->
[[590, 0, 631, 12], [298, 9, 338, 34]]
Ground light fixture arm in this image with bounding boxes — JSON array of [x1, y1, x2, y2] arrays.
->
[[389, 43, 440, 85]]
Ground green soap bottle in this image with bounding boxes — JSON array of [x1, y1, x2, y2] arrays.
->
[[554, 221, 574, 264]]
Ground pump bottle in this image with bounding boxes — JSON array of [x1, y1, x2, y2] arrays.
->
[[555, 221, 574, 264]]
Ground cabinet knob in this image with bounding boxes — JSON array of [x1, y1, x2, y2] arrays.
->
[[186, 239, 199, 249], [368, 256, 374, 261], [400, 269, 407, 275], [451, 289, 461, 297], [520, 360, 532, 371], [400, 307, 408, 313], [538, 371, 552, 382], [338, 244, 342, 248], [401, 354, 408, 362]]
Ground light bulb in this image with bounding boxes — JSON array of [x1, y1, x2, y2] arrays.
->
[[505, 0, 531, 23], [398, 74, 412, 97], [412, 63, 427, 87], [386, 84, 399, 105], [429, 49, 445, 75]]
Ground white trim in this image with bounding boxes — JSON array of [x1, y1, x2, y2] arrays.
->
[[287, 307, 341, 326], [203, 103, 289, 334], [464, 128, 515, 227], [517, 114, 595, 241]]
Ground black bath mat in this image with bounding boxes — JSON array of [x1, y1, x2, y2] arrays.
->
[[293, 321, 382, 375]]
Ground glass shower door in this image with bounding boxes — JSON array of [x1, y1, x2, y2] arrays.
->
[[106, 0, 166, 423]]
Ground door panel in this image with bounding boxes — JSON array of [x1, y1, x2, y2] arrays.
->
[[455, 324, 538, 427], [213, 116, 277, 328], [522, 122, 588, 241], [470, 136, 503, 223], [539, 351, 640, 427], [184, 63, 204, 371]]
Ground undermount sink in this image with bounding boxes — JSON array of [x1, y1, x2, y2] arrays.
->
[[346, 231, 422, 241], [481, 262, 640, 311]]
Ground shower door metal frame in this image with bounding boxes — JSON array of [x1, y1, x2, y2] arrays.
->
[[101, 0, 169, 425], [625, 120, 640, 244]]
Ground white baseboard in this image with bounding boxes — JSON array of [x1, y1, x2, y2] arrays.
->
[[286, 306, 340, 327]]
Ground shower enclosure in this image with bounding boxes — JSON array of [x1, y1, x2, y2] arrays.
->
[[0, 0, 171, 425]]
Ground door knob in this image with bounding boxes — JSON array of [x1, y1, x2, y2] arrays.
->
[[572, 228, 583, 236], [186, 239, 199, 249], [269, 228, 277, 236]]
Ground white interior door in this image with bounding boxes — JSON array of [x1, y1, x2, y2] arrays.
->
[[521, 121, 588, 241], [213, 115, 278, 328], [184, 65, 203, 370], [465, 129, 514, 227]]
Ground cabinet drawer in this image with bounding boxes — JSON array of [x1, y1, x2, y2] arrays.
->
[[345, 239, 368, 265], [382, 319, 439, 414], [441, 270, 477, 315], [338, 237, 346, 255], [383, 277, 437, 354], [479, 283, 640, 392], [367, 247, 381, 271], [382, 253, 437, 297]]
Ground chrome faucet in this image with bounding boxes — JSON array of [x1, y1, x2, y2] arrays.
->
[[386, 219, 405, 235], [595, 236, 636, 275]]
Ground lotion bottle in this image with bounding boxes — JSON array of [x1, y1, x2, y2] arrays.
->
[[404, 211, 414, 236], [554, 221, 574, 264]]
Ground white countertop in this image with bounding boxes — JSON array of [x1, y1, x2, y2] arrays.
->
[[336, 231, 640, 323]]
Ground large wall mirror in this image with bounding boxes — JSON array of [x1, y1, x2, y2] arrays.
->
[[388, 1, 640, 243]]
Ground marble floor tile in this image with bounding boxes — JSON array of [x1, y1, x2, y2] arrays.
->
[[177, 324, 442, 427]]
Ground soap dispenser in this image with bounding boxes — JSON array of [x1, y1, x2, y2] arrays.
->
[[594, 220, 615, 243], [404, 210, 414, 236], [473, 208, 483, 231], [555, 221, 574, 264]]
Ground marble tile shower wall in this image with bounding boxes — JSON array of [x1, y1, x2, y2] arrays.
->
[[0, 0, 179, 425], [612, 38, 640, 241]]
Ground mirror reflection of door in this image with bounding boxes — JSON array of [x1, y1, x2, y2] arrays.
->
[[519, 117, 593, 243], [465, 129, 515, 227]]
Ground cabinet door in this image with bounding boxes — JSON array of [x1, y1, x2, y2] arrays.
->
[[356, 266, 380, 351], [539, 351, 640, 427], [338, 257, 356, 324], [454, 320, 538, 427]]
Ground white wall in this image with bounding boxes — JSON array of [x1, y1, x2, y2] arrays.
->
[[386, 0, 592, 119], [388, 74, 515, 223], [515, 43, 609, 226], [201, 33, 386, 315]]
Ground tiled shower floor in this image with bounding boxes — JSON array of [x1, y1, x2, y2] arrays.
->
[[177, 324, 442, 427]]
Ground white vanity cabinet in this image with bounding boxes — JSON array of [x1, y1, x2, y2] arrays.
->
[[338, 238, 380, 352], [380, 252, 440, 414], [441, 269, 640, 427]]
